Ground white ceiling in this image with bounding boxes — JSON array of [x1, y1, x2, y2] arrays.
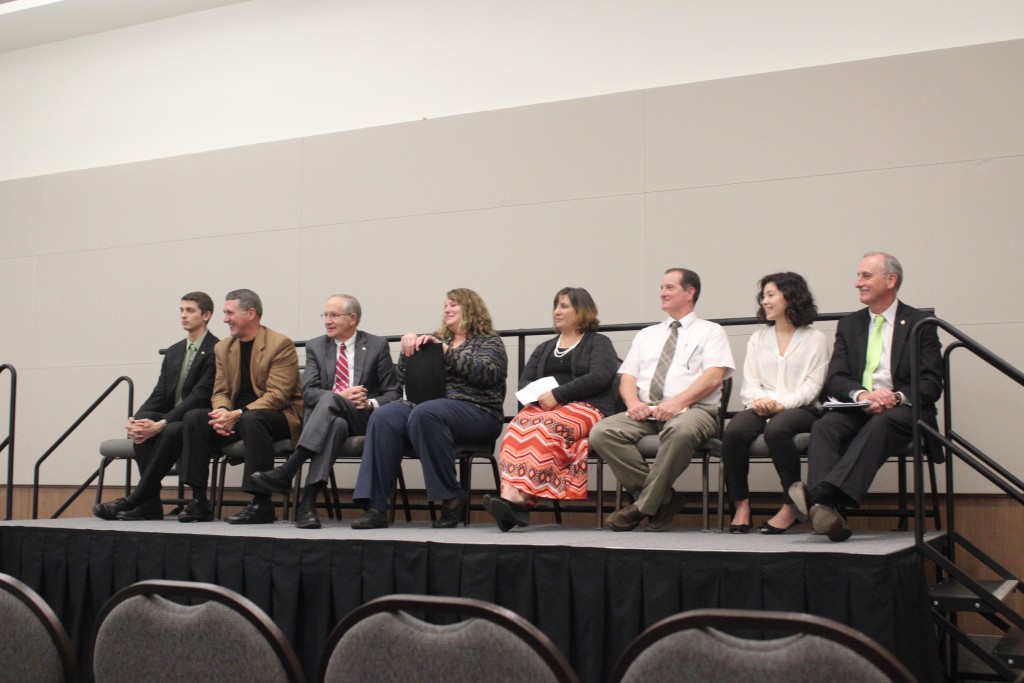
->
[[0, 0, 248, 53]]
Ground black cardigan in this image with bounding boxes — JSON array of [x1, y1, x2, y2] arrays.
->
[[519, 332, 620, 417]]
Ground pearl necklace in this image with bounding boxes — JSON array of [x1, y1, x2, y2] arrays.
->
[[552, 335, 582, 358]]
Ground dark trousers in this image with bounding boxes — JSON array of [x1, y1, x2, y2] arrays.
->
[[284, 394, 370, 485], [353, 399, 502, 512], [182, 408, 291, 496], [721, 406, 819, 505], [127, 410, 184, 505], [807, 405, 914, 505]]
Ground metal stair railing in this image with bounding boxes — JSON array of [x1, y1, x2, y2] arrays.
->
[[1, 363, 16, 520], [32, 376, 134, 519], [911, 317, 1024, 681]]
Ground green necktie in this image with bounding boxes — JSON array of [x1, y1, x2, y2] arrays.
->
[[174, 342, 196, 405], [862, 315, 885, 391]]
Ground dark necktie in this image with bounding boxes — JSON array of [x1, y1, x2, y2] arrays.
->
[[649, 320, 681, 403]]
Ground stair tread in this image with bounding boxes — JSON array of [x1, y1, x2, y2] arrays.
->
[[994, 626, 1024, 659], [931, 578, 1019, 601]]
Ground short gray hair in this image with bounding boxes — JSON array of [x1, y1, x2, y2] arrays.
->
[[225, 289, 263, 317], [330, 293, 362, 324], [863, 252, 903, 291]]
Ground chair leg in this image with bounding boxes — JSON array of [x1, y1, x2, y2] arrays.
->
[[123, 458, 133, 499], [717, 458, 726, 531], [326, 469, 341, 520], [216, 458, 228, 520], [460, 455, 472, 526], [595, 458, 604, 529], [95, 457, 113, 504], [897, 453, 909, 531], [397, 468, 412, 523], [701, 453, 710, 532]]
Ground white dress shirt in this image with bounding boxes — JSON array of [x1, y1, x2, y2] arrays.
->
[[739, 325, 830, 409]]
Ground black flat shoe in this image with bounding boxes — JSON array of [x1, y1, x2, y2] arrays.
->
[[433, 489, 469, 529], [483, 494, 530, 532], [729, 523, 752, 534], [758, 519, 801, 535]]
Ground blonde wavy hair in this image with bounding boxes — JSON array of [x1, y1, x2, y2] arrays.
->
[[435, 288, 497, 340]]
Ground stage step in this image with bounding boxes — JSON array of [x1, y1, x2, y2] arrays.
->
[[993, 626, 1024, 670], [930, 578, 1019, 612]]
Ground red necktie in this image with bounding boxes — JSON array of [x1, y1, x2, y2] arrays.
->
[[334, 342, 350, 392]]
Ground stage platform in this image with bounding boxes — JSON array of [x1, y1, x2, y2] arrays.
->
[[0, 517, 943, 683]]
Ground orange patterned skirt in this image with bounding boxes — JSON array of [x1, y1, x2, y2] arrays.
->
[[498, 402, 603, 500]]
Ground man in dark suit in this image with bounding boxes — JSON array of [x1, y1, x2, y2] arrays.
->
[[179, 289, 303, 524], [250, 294, 401, 529], [93, 292, 218, 521], [790, 252, 943, 541]]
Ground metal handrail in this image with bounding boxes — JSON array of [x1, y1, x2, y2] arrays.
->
[[1, 363, 16, 520], [911, 317, 1024, 544], [32, 376, 134, 519]]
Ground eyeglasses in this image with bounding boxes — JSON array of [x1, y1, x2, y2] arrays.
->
[[320, 312, 356, 320]]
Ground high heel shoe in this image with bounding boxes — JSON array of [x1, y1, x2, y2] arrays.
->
[[728, 522, 752, 534], [758, 519, 801, 535]]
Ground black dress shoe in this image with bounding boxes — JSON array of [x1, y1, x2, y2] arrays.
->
[[225, 501, 276, 525], [809, 503, 853, 542], [178, 498, 214, 523], [758, 519, 802, 535], [294, 501, 321, 530], [351, 507, 389, 529], [250, 466, 293, 494], [483, 494, 530, 532], [729, 523, 752, 534], [116, 498, 164, 521], [433, 489, 469, 529], [93, 498, 130, 520]]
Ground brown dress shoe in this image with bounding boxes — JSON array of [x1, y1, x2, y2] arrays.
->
[[646, 491, 686, 532], [606, 504, 646, 532]]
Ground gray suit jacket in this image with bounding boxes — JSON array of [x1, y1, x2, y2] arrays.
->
[[302, 330, 402, 410]]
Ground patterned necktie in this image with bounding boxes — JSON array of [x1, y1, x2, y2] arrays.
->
[[334, 342, 350, 392], [649, 320, 681, 403], [862, 314, 885, 391], [174, 342, 196, 405]]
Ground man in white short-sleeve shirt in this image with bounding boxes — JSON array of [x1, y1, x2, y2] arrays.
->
[[590, 268, 735, 531]]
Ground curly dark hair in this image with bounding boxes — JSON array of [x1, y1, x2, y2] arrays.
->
[[755, 272, 817, 328]]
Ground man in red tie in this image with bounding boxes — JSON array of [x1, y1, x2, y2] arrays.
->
[[790, 252, 943, 541], [250, 294, 401, 529]]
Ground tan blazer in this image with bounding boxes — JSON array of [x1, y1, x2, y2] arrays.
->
[[211, 325, 304, 442]]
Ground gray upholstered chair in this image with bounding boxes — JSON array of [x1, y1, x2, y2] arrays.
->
[[319, 594, 579, 683], [0, 572, 80, 683], [609, 608, 917, 683], [92, 579, 304, 683], [211, 438, 296, 518]]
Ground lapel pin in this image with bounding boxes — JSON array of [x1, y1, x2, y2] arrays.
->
[[900, 320, 906, 325]]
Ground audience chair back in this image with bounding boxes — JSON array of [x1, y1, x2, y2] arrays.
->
[[92, 579, 304, 683], [0, 572, 80, 683], [608, 607, 917, 683], [319, 594, 579, 683]]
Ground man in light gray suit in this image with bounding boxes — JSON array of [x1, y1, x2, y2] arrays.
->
[[251, 294, 401, 528]]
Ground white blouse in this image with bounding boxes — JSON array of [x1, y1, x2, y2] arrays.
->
[[739, 325, 830, 410]]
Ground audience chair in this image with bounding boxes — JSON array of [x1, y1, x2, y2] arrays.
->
[[608, 607, 917, 683], [318, 593, 579, 683], [92, 579, 304, 683], [0, 572, 80, 683], [594, 377, 733, 530], [211, 438, 296, 520]]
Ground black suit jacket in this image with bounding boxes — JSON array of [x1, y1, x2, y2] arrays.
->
[[825, 302, 944, 460], [136, 332, 219, 423], [825, 302, 943, 411]]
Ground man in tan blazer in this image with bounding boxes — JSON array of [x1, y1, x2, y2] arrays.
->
[[180, 289, 303, 524]]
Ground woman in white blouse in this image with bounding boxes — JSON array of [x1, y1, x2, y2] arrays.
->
[[723, 272, 829, 534]]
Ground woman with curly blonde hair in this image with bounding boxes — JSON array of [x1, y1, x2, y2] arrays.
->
[[352, 288, 508, 529]]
